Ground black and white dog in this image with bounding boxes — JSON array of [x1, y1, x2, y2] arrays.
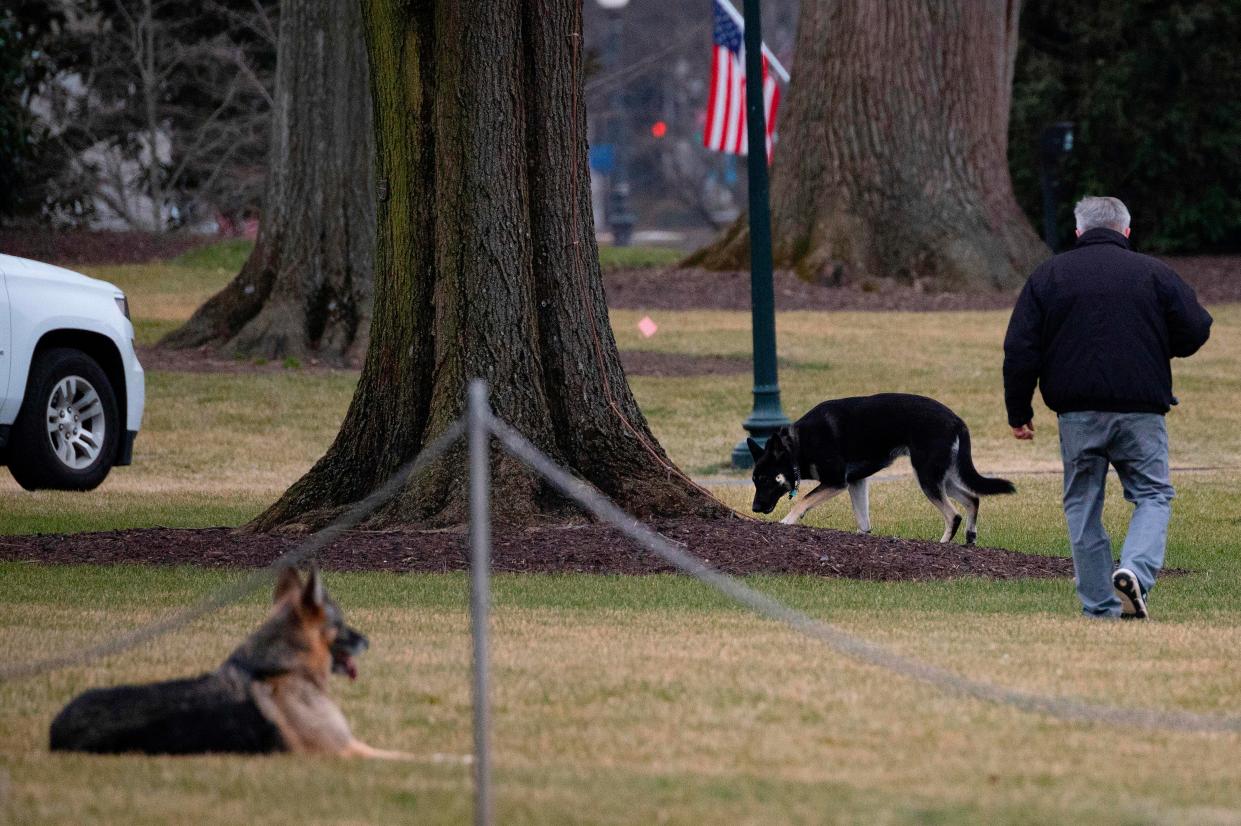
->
[[748, 393, 1015, 544]]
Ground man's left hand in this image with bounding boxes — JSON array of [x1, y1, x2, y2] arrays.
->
[[1012, 422, 1035, 441]]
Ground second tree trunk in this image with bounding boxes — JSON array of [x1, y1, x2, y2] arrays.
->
[[251, 0, 723, 532], [161, 0, 375, 365]]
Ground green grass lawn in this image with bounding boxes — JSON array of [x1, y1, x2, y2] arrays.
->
[[2, 244, 1240, 824], [4, 564, 1241, 825], [85, 240, 680, 346]]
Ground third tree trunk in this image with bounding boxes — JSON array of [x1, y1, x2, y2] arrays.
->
[[691, 0, 1048, 290]]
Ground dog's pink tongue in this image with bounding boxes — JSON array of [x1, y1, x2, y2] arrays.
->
[[344, 656, 358, 681]]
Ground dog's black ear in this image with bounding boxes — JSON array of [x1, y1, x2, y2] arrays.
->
[[302, 565, 325, 611], [747, 437, 764, 462], [274, 567, 303, 604], [767, 432, 787, 456]]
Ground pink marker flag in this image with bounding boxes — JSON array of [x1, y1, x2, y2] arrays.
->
[[638, 316, 658, 338]]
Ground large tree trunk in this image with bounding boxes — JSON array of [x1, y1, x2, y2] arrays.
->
[[252, 0, 721, 531], [160, 0, 374, 365], [690, 0, 1047, 290]]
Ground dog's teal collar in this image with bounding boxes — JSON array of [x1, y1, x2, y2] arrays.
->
[[788, 463, 801, 499]]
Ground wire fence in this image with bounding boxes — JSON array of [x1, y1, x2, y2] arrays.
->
[[485, 408, 1241, 736], [0, 421, 464, 682], [3, 380, 1241, 825]]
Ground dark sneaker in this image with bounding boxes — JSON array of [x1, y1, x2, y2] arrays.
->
[[1113, 568, 1148, 619]]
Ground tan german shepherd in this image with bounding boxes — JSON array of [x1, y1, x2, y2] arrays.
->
[[50, 566, 408, 758]]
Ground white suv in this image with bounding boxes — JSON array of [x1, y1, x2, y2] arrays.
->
[[0, 253, 145, 490]]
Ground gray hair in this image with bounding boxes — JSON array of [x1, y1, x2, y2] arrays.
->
[[1074, 196, 1131, 233]]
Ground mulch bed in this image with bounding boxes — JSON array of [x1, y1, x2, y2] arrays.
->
[[0, 229, 216, 266], [1164, 256, 1241, 306], [604, 267, 1016, 312], [0, 518, 1074, 580], [136, 345, 752, 378], [618, 350, 750, 377], [134, 345, 352, 375], [6, 229, 1236, 312], [604, 256, 1241, 312]]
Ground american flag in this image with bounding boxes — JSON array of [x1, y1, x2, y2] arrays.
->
[[703, 0, 783, 159]]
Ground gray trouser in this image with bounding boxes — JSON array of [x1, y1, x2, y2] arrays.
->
[[1058, 412, 1174, 617]]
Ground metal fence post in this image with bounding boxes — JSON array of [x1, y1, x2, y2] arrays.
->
[[467, 380, 493, 826], [730, 0, 790, 469]]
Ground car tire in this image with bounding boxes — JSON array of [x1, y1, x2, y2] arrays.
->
[[7, 348, 120, 491]]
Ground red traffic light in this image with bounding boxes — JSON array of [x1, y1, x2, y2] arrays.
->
[[650, 121, 667, 139]]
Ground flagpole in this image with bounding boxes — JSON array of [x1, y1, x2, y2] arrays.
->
[[731, 0, 790, 469]]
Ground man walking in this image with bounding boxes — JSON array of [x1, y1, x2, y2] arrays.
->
[[1004, 196, 1212, 619]]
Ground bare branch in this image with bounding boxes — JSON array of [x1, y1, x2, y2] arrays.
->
[[26, 0, 277, 229]]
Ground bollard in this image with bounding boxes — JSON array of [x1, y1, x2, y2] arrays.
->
[[467, 380, 493, 826]]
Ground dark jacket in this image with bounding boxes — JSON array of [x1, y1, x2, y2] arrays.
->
[[1003, 228, 1212, 427]]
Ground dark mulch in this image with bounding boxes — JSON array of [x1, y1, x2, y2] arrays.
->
[[1166, 256, 1241, 306], [619, 350, 750, 377], [137, 346, 749, 377], [5, 228, 1235, 311], [603, 255, 1241, 312], [0, 519, 1074, 580], [604, 268, 1015, 312], [135, 345, 350, 374], [0, 229, 216, 266]]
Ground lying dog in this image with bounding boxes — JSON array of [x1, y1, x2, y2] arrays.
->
[[50, 566, 407, 758], [749, 393, 1015, 543]]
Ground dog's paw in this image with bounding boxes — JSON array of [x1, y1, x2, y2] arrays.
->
[[964, 531, 977, 546]]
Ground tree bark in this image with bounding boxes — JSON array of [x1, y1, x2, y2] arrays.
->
[[251, 0, 721, 531], [689, 0, 1047, 290], [160, 0, 374, 365]]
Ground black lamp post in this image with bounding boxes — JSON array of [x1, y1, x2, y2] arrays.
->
[[599, 0, 636, 247], [1039, 121, 1074, 252], [731, 0, 789, 469]]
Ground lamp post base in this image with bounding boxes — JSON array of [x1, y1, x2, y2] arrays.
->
[[730, 384, 790, 469]]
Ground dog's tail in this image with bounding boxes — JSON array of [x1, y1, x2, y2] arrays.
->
[[955, 427, 1016, 496]]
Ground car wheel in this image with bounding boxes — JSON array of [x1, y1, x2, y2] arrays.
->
[[7, 348, 120, 491]]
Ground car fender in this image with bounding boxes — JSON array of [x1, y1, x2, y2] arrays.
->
[[0, 258, 143, 432], [0, 269, 10, 418]]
